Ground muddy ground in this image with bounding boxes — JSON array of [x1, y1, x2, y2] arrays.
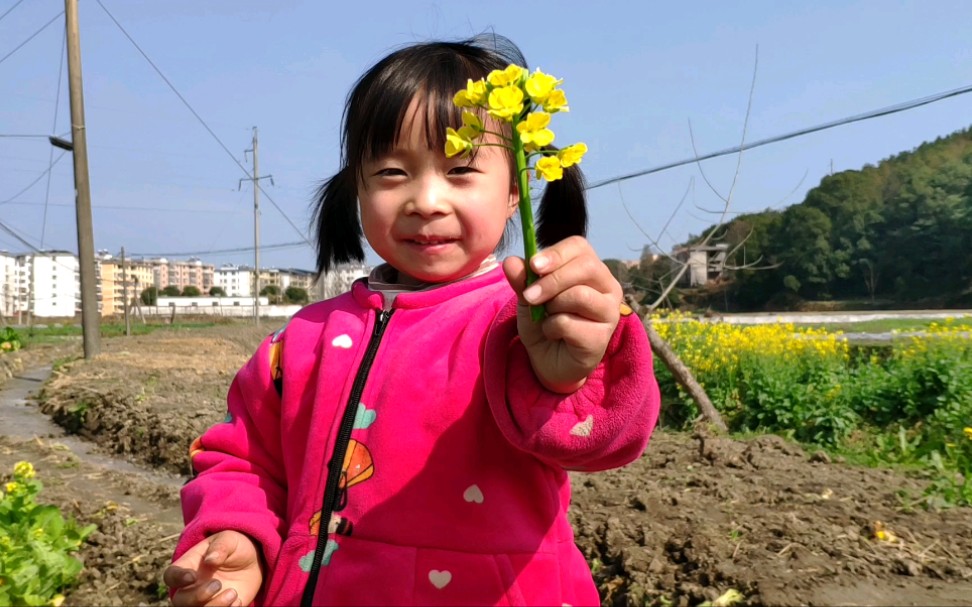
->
[[1, 323, 971, 606]]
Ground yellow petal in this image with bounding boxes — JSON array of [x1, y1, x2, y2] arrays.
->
[[444, 127, 472, 158], [557, 143, 588, 167], [487, 85, 524, 122], [543, 89, 569, 113], [487, 64, 526, 88], [461, 111, 484, 133], [525, 69, 559, 103], [535, 156, 563, 181]]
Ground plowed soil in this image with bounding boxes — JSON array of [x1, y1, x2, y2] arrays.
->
[[2, 323, 971, 606]]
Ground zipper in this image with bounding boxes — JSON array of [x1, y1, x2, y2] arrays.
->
[[301, 309, 393, 607]]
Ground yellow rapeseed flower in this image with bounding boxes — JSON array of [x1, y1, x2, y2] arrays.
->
[[542, 88, 569, 113], [50, 594, 66, 607], [557, 142, 588, 167], [516, 112, 555, 149], [524, 69, 560, 104], [487, 64, 526, 88], [535, 156, 563, 181], [4, 481, 19, 494], [460, 111, 485, 136], [964, 427, 972, 440], [453, 79, 488, 108], [444, 127, 474, 158], [14, 460, 35, 480], [487, 85, 525, 122]]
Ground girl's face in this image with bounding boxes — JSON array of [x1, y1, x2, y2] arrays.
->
[[358, 98, 517, 283]]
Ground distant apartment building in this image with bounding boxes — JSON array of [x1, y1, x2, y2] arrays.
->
[[319, 263, 370, 299], [154, 257, 214, 293], [0, 251, 79, 319], [2, 248, 324, 319], [214, 264, 254, 297], [96, 252, 156, 316]]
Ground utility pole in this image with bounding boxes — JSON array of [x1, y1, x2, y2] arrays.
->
[[64, 0, 101, 358], [241, 127, 272, 325], [121, 246, 130, 336]]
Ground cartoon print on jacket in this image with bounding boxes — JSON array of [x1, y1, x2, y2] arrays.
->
[[301, 438, 376, 570]]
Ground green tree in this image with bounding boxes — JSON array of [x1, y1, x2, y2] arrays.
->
[[140, 286, 158, 306], [208, 286, 227, 297], [160, 285, 181, 297], [284, 286, 309, 305], [182, 285, 201, 297], [260, 285, 281, 304]]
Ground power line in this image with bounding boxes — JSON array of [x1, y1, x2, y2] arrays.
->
[[0, 151, 69, 205], [0, 218, 42, 253], [4, 200, 248, 213], [0, 0, 26, 24], [94, 0, 312, 246], [587, 82, 972, 191], [129, 240, 307, 258], [0, 134, 51, 138], [0, 10, 63, 67], [42, 27, 67, 248]]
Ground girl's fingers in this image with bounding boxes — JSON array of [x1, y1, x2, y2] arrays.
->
[[501, 256, 530, 304], [205, 587, 240, 607], [163, 565, 197, 590], [540, 312, 615, 357], [542, 284, 618, 324], [170, 578, 223, 607], [523, 254, 621, 308]]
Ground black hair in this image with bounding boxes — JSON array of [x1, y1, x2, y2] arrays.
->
[[312, 33, 588, 275]]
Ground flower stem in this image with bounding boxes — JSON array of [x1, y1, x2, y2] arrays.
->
[[511, 120, 545, 322]]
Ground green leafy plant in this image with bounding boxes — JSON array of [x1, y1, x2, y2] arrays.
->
[[0, 327, 22, 353], [0, 461, 95, 606]]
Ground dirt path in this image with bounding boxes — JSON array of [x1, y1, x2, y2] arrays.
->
[[2, 325, 971, 606]]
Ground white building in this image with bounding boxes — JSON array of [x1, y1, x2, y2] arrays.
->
[[319, 263, 371, 299], [0, 253, 16, 319], [0, 251, 80, 319], [214, 264, 254, 297]]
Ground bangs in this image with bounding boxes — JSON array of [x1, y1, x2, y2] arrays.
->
[[342, 39, 525, 183]]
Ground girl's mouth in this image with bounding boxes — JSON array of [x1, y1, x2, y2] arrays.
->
[[405, 236, 458, 253]]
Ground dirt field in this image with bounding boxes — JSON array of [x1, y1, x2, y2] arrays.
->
[[2, 323, 971, 606]]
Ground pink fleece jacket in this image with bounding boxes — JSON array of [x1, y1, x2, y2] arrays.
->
[[176, 267, 660, 606]]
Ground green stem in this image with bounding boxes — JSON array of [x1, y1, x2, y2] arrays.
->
[[511, 119, 545, 322]]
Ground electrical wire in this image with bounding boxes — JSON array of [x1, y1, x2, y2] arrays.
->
[[3, 201, 246, 213], [94, 0, 312, 246], [0, 10, 63, 67], [130, 241, 307, 258], [586, 82, 972, 191], [41, 27, 67, 248], [0, 0, 26, 24], [0, 152, 69, 205]]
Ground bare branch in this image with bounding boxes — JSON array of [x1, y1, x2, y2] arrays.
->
[[618, 178, 693, 266], [647, 45, 759, 311]]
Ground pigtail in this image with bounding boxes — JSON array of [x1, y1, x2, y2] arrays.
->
[[312, 167, 364, 275], [536, 162, 588, 247]]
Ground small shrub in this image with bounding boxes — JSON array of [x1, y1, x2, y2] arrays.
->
[[0, 461, 95, 605], [0, 327, 22, 353]]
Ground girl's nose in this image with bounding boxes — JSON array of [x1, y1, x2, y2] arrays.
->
[[406, 176, 448, 217]]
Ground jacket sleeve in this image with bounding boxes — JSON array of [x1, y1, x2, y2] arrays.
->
[[484, 299, 660, 471], [173, 334, 287, 571]]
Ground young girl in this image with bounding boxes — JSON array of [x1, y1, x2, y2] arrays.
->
[[165, 34, 660, 607]]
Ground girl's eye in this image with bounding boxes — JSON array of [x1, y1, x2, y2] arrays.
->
[[449, 165, 477, 176], [375, 167, 405, 177]]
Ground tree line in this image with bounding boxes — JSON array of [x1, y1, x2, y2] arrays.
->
[[615, 125, 972, 311], [139, 285, 309, 306]]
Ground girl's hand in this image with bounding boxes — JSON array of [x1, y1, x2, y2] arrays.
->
[[164, 530, 263, 607], [503, 236, 623, 393]]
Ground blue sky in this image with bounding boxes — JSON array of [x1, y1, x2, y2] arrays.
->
[[2, 0, 971, 272]]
